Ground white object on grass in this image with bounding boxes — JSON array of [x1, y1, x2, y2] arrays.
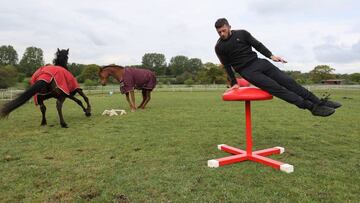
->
[[102, 109, 127, 116]]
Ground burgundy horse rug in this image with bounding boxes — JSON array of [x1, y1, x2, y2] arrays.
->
[[120, 68, 157, 94]]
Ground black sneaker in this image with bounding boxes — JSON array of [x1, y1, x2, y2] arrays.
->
[[320, 99, 342, 109], [311, 104, 335, 117], [320, 93, 342, 109]]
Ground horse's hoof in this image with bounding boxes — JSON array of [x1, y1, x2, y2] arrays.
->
[[61, 124, 68, 128], [41, 123, 47, 126], [85, 112, 91, 117]]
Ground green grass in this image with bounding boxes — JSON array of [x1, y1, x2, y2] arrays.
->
[[1, 89, 359, 202]]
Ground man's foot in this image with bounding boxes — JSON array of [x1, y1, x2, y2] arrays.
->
[[319, 92, 342, 109], [320, 99, 342, 109], [311, 104, 335, 117]]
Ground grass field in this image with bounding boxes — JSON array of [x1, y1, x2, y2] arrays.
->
[[1, 89, 359, 202]]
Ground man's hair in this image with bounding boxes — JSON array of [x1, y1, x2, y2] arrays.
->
[[215, 18, 230, 28]]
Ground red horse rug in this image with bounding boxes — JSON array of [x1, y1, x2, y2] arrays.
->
[[30, 65, 80, 105]]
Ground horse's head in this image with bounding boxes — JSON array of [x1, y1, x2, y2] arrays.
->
[[53, 48, 69, 69], [98, 68, 109, 86], [99, 65, 125, 86]]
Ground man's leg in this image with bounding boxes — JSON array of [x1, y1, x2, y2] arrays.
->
[[262, 60, 341, 109], [239, 62, 310, 109], [238, 59, 335, 116], [261, 60, 321, 104]]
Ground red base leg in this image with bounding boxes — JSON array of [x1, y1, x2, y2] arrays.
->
[[208, 145, 294, 173]]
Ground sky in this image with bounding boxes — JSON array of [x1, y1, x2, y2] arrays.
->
[[0, 0, 359, 73]]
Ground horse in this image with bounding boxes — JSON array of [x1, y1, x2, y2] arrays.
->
[[98, 65, 156, 111], [0, 49, 91, 128]]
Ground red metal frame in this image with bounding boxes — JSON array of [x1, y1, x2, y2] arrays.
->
[[208, 100, 294, 173]]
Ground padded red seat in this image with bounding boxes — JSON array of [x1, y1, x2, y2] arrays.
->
[[223, 87, 273, 101]]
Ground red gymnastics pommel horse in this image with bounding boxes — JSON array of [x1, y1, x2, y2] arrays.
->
[[208, 78, 294, 173]]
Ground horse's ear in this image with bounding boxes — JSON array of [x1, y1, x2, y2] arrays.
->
[[66, 49, 69, 53], [57, 48, 60, 52]]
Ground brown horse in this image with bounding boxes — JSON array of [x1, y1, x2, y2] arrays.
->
[[0, 49, 91, 128], [98, 65, 156, 111]]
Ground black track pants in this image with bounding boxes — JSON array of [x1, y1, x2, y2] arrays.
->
[[237, 59, 320, 109]]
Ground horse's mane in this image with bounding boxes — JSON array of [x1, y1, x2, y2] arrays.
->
[[102, 64, 125, 70]]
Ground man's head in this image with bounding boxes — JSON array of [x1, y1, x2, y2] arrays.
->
[[215, 18, 231, 40]]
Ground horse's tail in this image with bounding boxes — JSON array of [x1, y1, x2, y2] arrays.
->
[[0, 80, 47, 118]]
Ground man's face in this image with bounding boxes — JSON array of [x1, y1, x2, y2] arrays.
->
[[216, 25, 231, 40]]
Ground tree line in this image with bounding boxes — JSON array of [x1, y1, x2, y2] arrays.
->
[[0, 45, 359, 89]]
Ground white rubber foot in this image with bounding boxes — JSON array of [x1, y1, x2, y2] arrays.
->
[[217, 144, 225, 150], [208, 160, 219, 168], [280, 164, 294, 173], [275, 146, 285, 154]]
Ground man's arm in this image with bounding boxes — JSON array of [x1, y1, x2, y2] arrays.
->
[[215, 46, 238, 88], [245, 30, 287, 63], [244, 30, 273, 58], [223, 65, 238, 87]]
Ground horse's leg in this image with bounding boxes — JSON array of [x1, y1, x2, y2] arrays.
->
[[141, 90, 152, 109], [38, 96, 47, 126], [125, 92, 136, 111], [137, 89, 147, 109], [56, 96, 68, 128], [68, 95, 86, 112], [75, 89, 91, 116], [68, 92, 91, 117]]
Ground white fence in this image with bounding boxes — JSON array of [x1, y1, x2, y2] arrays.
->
[[0, 89, 25, 101], [1, 84, 359, 100]]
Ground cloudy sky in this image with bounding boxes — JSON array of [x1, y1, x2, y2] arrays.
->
[[1, 0, 359, 73]]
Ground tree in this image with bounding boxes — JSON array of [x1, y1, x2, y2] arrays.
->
[[309, 65, 335, 83], [196, 62, 218, 84], [202, 62, 218, 70], [0, 65, 18, 88], [0, 69, 9, 88], [206, 65, 227, 84], [78, 64, 100, 83], [186, 58, 202, 73], [168, 55, 189, 76], [195, 62, 227, 84], [175, 71, 193, 84], [349, 73, 360, 83], [141, 53, 167, 75], [284, 70, 309, 84], [195, 69, 210, 84], [68, 63, 86, 77], [19, 47, 44, 76], [184, 78, 195, 86], [0, 45, 18, 66]]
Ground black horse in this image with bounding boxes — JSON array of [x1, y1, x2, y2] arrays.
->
[[0, 49, 91, 128]]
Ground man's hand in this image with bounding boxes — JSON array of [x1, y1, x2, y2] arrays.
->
[[271, 55, 287, 63], [231, 84, 240, 89], [227, 84, 240, 91]]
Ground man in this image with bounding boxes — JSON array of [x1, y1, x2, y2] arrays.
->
[[214, 18, 341, 117]]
